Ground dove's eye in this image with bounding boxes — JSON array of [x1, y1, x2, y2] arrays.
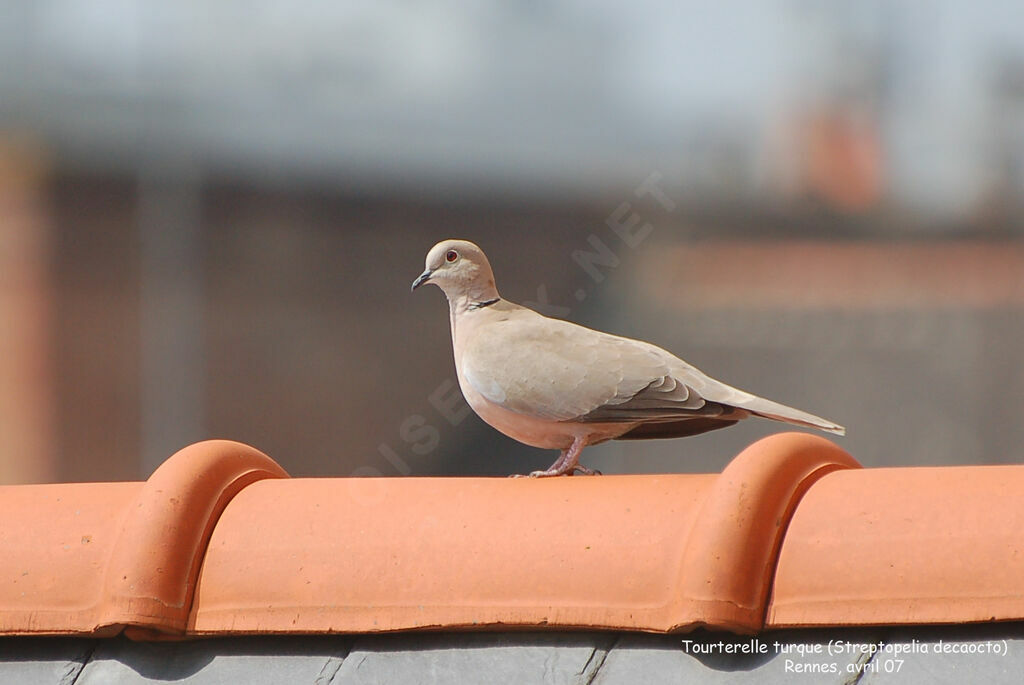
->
[[446, 250, 459, 263]]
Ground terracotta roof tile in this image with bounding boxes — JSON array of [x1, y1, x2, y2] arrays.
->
[[0, 440, 286, 637], [189, 433, 854, 635], [192, 472, 718, 633], [768, 464, 1024, 628], [0, 481, 139, 636], [1, 432, 1021, 638]]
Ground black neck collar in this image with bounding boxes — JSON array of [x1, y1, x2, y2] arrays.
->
[[468, 297, 500, 310]]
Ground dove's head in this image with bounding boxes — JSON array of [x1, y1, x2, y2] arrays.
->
[[411, 239, 499, 305]]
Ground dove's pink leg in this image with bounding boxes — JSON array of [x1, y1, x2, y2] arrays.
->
[[518, 436, 601, 478]]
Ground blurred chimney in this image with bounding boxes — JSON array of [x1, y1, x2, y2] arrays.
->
[[0, 135, 55, 484]]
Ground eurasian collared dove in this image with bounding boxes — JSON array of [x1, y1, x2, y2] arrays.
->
[[412, 239, 845, 477]]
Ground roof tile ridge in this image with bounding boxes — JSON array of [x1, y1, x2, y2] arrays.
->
[[95, 440, 288, 639], [674, 432, 860, 632]]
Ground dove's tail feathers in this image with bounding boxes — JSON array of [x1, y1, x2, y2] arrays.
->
[[738, 397, 846, 436], [753, 409, 846, 436], [695, 373, 846, 436]]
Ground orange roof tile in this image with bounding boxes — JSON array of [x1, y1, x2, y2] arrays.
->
[[768, 464, 1024, 628], [1, 433, 1022, 639], [0, 440, 286, 638], [0, 480, 139, 636]]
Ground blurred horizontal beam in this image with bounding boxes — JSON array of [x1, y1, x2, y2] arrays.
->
[[640, 241, 1024, 311]]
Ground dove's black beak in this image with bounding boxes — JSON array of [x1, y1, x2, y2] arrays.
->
[[411, 269, 432, 291]]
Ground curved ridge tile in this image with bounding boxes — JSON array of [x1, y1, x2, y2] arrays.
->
[[675, 432, 861, 632], [99, 440, 288, 638]]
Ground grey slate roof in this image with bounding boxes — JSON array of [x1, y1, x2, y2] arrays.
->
[[2, 624, 1023, 684]]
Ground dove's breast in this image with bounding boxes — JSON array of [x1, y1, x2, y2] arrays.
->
[[456, 362, 633, 450]]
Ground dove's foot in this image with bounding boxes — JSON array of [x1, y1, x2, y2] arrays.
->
[[519, 468, 566, 478], [524, 466, 565, 479], [513, 463, 601, 478], [510, 436, 600, 477], [509, 464, 571, 478]]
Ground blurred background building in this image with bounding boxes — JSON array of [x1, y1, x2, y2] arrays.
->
[[0, 0, 1021, 483]]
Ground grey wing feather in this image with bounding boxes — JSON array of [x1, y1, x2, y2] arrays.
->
[[464, 307, 845, 435], [462, 313, 670, 421], [578, 345, 846, 435]]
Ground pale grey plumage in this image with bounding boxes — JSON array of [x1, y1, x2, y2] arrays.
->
[[413, 239, 844, 477]]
